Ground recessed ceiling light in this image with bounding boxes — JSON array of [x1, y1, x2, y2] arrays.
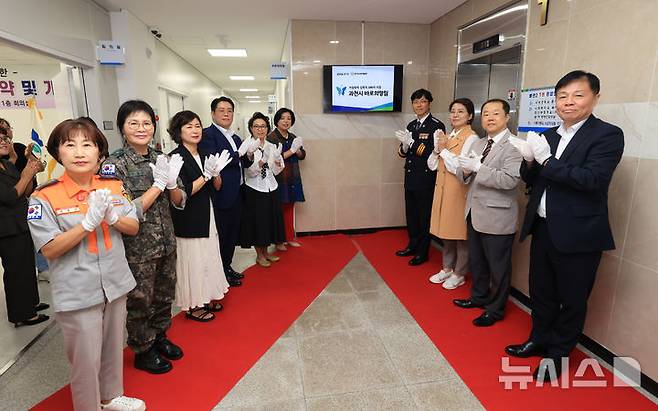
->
[[407, 60, 413, 65], [239, 88, 258, 92], [230, 75, 255, 81], [244, 96, 260, 99], [208, 48, 247, 57], [329, 40, 339, 44], [248, 100, 262, 103]]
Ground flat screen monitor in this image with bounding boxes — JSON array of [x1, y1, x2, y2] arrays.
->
[[322, 65, 403, 113]]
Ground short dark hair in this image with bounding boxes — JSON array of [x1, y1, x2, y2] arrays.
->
[[77, 116, 108, 159], [555, 70, 600, 95], [47, 119, 109, 164], [248, 112, 271, 136], [449, 98, 475, 124], [211, 96, 235, 112], [273, 108, 296, 128], [481, 98, 510, 114], [168, 110, 203, 145], [0, 118, 10, 129], [410, 88, 433, 102], [117, 100, 157, 137]]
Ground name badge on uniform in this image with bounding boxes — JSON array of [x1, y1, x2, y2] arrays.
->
[[100, 164, 116, 177], [27, 204, 42, 220], [55, 206, 81, 215], [419, 133, 429, 140]]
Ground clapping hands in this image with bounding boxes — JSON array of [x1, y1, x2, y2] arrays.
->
[[458, 152, 483, 174], [290, 137, 304, 154], [203, 150, 233, 179], [395, 129, 413, 151], [526, 131, 551, 164]]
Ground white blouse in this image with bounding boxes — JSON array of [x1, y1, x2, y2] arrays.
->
[[245, 140, 285, 193]]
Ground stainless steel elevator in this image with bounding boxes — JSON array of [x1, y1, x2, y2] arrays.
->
[[454, 2, 528, 136]]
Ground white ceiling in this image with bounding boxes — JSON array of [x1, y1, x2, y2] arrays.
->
[[94, 0, 466, 102]]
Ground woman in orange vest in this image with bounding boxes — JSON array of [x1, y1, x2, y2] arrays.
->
[[427, 98, 478, 290]]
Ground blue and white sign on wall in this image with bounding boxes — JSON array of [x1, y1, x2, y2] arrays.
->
[[518, 86, 561, 132], [270, 62, 288, 80]]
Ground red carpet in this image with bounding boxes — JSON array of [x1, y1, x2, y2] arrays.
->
[[33, 234, 357, 411], [353, 229, 656, 411]]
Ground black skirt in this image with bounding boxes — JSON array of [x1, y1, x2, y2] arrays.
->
[[239, 186, 286, 247]]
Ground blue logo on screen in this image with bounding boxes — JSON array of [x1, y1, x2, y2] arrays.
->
[[336, 86, 347, 96]]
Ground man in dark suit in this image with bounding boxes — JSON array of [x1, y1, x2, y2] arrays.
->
[[505, 71, 624, 382], [395, 89, 446, 266], [199, 97, 252, 286]]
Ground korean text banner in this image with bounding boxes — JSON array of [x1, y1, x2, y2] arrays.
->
[[0, 66, 56, 110], [331, 66, 394, 112], [518, 86, 561, 132]]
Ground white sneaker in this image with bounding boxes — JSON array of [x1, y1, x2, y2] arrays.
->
[[429, 270, 453, 284], [442, 274, 465, 290], [101, 396, 146, 411]]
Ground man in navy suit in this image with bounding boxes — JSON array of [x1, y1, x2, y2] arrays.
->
[[199, 97, 251, 286], [505, 71, 624, 382]]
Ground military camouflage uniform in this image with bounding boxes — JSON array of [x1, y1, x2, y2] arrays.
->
[[103, 144, 185, 354]]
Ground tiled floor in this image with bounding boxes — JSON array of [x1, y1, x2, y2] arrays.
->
[[213, 253, 483, 410]]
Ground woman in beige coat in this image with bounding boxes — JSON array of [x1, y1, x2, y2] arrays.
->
[[427, 98, 478, 289]]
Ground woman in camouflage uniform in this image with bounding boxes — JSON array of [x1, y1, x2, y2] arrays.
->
[[103, 100, 186, 375]]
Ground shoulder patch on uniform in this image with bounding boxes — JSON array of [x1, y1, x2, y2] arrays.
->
[[431, 117, 440, 123], [27, 204, 42, 220], [35, 179, 59, 191], [100, 163, 117, 177]]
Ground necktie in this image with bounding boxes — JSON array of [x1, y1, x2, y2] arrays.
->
[[480, 138, 494, 163], [416, 120, 422, 130]]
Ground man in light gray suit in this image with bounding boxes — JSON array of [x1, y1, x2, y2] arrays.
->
[[453, 98, 523, 327]]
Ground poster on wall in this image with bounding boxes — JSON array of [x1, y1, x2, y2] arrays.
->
[[518, 86, 561, 132], [0, 66, 56, 110]]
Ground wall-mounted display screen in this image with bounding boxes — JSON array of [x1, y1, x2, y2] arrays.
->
[[322, 65, 403, 113]]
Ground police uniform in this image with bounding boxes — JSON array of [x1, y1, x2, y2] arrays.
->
[[28, 173, 137, 411], [398, 113, 446, 261], [102, 144, 185, 354]]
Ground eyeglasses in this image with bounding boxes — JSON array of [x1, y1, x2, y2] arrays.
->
[[252, 125, 268, 129], [126, 121, 154, 130], [0, 135, 12, 143]]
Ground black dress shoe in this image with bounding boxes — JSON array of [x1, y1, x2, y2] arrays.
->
[[155, 336, 183, 360], [13, 314, 49, 328], [395, 247, 414, 257], [452, 299, 483, 309], [227, 268, 244, 279], [472, 311, 498, 327], [134, 348, 172, 374], [35, 303, 50, 312], [408, 255, 428, 266], [227, 276, 242, 287], [533, 358, 563, 382], [505, 341, 545, 358]]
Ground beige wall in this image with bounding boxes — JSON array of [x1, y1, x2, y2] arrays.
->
[[290, 20, 430, 232], [430, 0, 658, 382]]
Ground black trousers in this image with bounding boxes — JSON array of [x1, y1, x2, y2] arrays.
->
[[216, 194, 242, 274], [0, 231, 40, 323], [404, 188, 433, 258], [467, 215, 514, 320], [529, 218, 601, 359]]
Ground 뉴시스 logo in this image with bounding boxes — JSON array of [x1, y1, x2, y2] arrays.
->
[[336, 86, 347, 96]]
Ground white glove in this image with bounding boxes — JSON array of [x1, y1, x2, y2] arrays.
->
[[166, 153, 184, 189], [433, 129, 447, 153], [395, 129, 414, 151], [527, 131, 551, 164], [248, 138, 261, 155], [81, 190, 108, 231], [508, 136, 534, 162], [203, 154, 220, 179], [458, 153, 482, 173], [290, 137, 304, 153], [101, 189, 120, 225], [214, 150, 232, 174], [149, 155, 169, 191]]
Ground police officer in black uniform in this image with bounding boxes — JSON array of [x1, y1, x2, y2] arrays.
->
[[395, 89, 446, 265]]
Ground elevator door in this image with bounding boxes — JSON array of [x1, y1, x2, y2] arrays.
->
[[455, 45, 522, 136]]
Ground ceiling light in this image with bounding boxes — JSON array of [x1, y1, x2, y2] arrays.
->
[[230, 75, 255, 81], [240, 88, 258, 92], [313, 60, 321, 63], [248, 100, 262, 103], [244, 96, 260, 98], [329, 40, 339, 44], [208, 48, 247, 57], [407, 60, 413, 65]]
